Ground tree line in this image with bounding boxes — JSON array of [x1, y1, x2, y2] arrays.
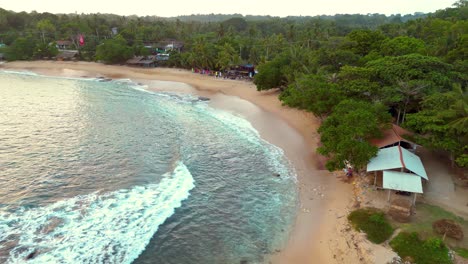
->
[[0, 1, 466, 169]]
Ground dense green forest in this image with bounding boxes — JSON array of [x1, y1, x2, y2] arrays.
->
[[0, 1, 466, 170]]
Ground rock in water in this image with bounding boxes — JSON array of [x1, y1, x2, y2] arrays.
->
[[198, 96, 210, 101]]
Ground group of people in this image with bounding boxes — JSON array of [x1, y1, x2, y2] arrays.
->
[[191, 68, 222, 78]]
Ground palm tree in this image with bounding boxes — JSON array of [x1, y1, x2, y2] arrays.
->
[[448, 84, 468, 133], [396, 80, 426, 125]]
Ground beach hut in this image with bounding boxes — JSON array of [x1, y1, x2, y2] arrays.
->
[[367, 145, 428, 205], [56, 50, 79, 61], [126, 56, 144, 66], [137, 57, 157, 67]]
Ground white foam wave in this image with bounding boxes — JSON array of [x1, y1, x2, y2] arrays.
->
[[0, 161, 195, 264], [193, 103, 296, 180], [0, 70, 39, 76]]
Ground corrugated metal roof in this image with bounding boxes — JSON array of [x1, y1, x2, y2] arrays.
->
[[383, 171, 423, 193], [367, 146, 428, 180], [367, 146, 402, 172], [400, 147, 428, 180]]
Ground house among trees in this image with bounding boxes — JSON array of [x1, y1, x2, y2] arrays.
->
[[367, 125, 428, 206], [155, 39, 184, 53], [56, 40, 73, 50]]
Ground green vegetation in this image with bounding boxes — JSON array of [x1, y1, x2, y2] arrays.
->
[[318, 100, 391, 170], [392, 204, 468, 250], [455, 248, 468, 258], [390, 232, 452, 264], [0, 1, 466, 169], [347, 208, 394, 243], [95, 35, 134, 64]]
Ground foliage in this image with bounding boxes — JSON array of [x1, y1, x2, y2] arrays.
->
[[254, 53, 290, 90], [405, 85, 467, 167], [280, 74, 344, 119], [455, 248, 468, 259], [347, 208, 394, 244], [317, 99, 391, 170], [346, 29, 387, 56], [33, 42, 59, 59], [216, 42, 241, 70], [366, 54, 453, 92], [95, 35, 134, 64], [4, 37, 37, 61], [380, 36, 427, 56], [390, 232, 452, 264]]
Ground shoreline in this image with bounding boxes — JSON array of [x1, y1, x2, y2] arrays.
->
[[1, 61, 356, 263]]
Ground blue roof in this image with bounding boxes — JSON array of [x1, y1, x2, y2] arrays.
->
[[367, 146, 428, 180], [383, 171, 423, 193]]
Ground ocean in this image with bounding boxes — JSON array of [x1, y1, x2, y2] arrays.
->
[[0, 71, 298, 264]]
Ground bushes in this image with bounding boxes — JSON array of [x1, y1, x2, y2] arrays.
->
[[390, 232, 452, 264], [348, 208, 394, 243]]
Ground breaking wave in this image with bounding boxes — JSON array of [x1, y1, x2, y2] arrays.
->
[[0, 161, 195, 264]]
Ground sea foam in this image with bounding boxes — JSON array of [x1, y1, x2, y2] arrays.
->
[[0, 161, 195, 264]]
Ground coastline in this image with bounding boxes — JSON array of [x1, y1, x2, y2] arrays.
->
[[1, 61, 357, 263]]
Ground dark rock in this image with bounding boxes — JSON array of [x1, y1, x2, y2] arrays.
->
[[26, 249, 38, 260], [198, 96, 210, 101]]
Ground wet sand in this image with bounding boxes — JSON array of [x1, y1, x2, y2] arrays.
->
[[1, 61, 357, 263]]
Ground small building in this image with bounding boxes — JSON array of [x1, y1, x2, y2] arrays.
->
[[367, 145, 428, 205], [156, 54, 169, 61], [56, 50, 79, 61], [126, 56, 144, 66], [56, 40, 73, 50], [155, 39, 184, 53], [125, 56, 157, 67]]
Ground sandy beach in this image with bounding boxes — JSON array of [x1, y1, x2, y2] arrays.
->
[[1, 61, 366, 263]]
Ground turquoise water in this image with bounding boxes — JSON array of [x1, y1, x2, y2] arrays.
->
[[0, 71, 298, 264]]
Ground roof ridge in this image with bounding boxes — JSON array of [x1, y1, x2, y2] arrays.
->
[[398, 145, 406, 169], [392, 124, 403, 141]]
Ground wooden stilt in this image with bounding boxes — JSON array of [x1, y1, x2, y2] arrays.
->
[[413, 193, 417, 205], [387, 189, 391, 202], [374, 171, 377, 186]]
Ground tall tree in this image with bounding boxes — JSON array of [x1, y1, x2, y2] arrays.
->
[[36, 19, 55, 43], [318, 100, 391, 170]]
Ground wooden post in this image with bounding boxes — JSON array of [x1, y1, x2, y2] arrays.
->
[[413, 193, 417, 205], [373, 171, 377, 186], [387, 189, 391, 202]]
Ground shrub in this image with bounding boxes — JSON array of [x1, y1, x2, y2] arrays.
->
[[390, 232, 452, 264], [348, 208, 394, 243]]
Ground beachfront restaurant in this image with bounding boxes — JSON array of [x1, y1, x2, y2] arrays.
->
[[366, 145, 428, 205]]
